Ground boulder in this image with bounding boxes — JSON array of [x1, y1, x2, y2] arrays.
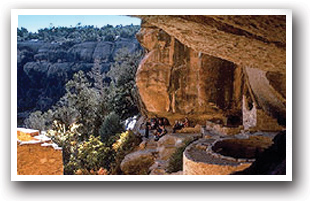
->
[[157, 134, 185, 147], [120, 150, 155, 175], [158, 146, 177, 161], [157, 134, 200, 161]]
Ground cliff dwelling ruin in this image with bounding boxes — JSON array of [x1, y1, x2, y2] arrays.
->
[[16, 15, 287, 176], [132, 15, 286, 175]]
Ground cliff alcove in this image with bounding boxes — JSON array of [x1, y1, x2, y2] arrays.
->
[[16, 15, 287, 176], [130, 15, 286, 175], [134, 16, 286, 129]]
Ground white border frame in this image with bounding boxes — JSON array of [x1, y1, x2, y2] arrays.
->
[[11, 9, 292, 181]]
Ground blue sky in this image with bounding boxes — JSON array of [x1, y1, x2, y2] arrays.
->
[[18, 15, 141, 33]]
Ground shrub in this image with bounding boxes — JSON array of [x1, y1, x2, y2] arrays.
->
[[110, 130, 142, 174], [24, 110, 53, 131], [46, 121, 82, 174], [73, 135, 114, 172], [47, 120, 116, 174], [112, 130, 140, 152], [166, 139, 197, 173]]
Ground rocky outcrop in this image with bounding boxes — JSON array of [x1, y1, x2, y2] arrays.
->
[[244, 67, 286, 125], [135, 16, 286, 127], [17, 38, 142, 124], [120, 150, 155, 175]]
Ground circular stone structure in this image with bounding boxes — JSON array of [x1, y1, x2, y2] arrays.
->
[[183, 136, 273, 175]]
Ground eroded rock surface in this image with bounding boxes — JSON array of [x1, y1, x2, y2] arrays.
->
[[120, 150, 155, 175], [135, 16, 286, 126], [136, 22, 244, 123], [134, 15, 286, 73]]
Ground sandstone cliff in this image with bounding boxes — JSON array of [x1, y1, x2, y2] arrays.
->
[[134, 16, 286, 127]]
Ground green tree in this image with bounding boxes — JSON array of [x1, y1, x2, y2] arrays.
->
[[99, 112, 123, 141], [60, 71, 105, 139], [25, 70, 106, 139], [24, 110, 53, 131], [106, 48, 143, 119]]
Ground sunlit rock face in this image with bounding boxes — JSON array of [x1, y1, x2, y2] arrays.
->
[[135, 16, 286, 126], [134, 15, 286, 74], [136, 22, 244, 123]]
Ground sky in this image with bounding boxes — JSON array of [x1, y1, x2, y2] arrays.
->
[[18, 15, 141, 33]]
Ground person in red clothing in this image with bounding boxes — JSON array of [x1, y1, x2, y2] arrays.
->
[[183, 117, 190, 127]]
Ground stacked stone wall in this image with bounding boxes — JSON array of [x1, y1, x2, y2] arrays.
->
[[205, 120, 243, 136], [183, 154, 251, 175], [17, 142, 63, 175], [242, 96, 284, 131], [183, 137, 272, 175], [17, 128, 63, 175]]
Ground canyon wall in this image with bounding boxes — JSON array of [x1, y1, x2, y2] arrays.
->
[[18, 37, 142, 124], [135, 16, 286, 127]]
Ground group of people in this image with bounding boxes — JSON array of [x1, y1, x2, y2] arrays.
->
[[144, 116, 169, 141], [144, 116, 190, 141]]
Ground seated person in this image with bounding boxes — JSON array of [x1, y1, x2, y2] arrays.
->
[[154, 124, 167, 141], [172, 117, 190, 133], [158, 118, 164, 126], [172, 120, 184, 133], [161, 117, 170, 126], [144, 117, 160, 138], [183, 117, 190, 127], [150, 118, 158, 130], [144, 119, 151, 138]]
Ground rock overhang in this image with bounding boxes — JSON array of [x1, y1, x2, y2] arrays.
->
[[133, 15, 286, 74], [132, 15, 286, 126]]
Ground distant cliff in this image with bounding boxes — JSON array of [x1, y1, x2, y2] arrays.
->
[[17, 27, 142, 124]]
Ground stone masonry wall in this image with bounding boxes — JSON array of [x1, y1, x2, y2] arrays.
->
[[183, 139, 253, 175], [17, 142, 63, 175], [183, 154, 252, 175], [17, 129, 63, 175], [242, 96, 284, 131]]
